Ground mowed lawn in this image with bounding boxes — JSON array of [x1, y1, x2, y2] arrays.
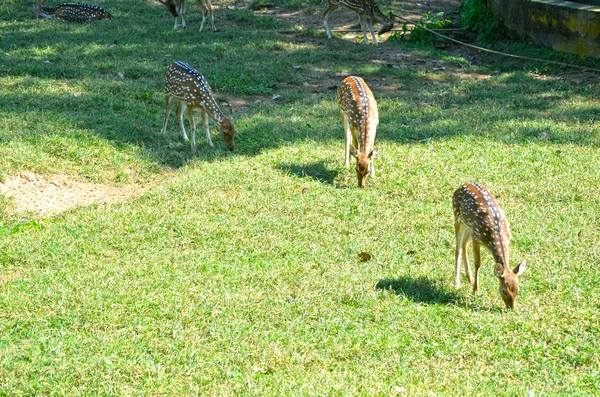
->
[[1, 0, 600, 395]]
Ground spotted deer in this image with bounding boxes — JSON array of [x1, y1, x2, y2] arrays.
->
[[33, 1, 112, 23], [322, 0, 394, 45], [161, 61, 235, 152], [337, 76, 379, 188], [159, 0, 215, 32], [453, 182, 527, 308]]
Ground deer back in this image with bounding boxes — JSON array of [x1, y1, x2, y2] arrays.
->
[[453, 182, 527, 308], [336, 76, 378, 155], [334, 0, 393, 25], [453, 182, 511, 266], [52, 3, 113, 22], [164, 61, 225, 124]]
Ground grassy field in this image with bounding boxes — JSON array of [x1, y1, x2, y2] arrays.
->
[[1, 0, 600, 395]]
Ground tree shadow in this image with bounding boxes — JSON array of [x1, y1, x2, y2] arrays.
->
[[1, 0, 599, 181], [375, 275, 462, 305], [276, 162, 339, 184]]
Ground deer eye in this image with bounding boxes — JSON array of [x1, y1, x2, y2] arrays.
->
[[501, 288, 508, 295]]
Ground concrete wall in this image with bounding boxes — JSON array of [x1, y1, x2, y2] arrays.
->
[[487, 0, 600, 57]]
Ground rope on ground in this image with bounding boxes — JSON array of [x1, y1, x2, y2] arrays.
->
[[238, 28, 461, 33], [394, 14, 600, 74]]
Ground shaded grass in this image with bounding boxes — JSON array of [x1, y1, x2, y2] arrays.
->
[[1, 0, 600, 395]]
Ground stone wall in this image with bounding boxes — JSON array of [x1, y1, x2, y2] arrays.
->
[[487, 0, 600, 57]]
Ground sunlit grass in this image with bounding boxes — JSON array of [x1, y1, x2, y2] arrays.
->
[[1, 0, 600, 395]]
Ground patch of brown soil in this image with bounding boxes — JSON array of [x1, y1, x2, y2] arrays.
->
[[0, 173, 147, 217], [220, 94, 273, 109], [253, 0, 460, 31]]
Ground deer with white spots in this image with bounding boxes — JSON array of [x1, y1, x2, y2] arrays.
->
[[337, 76, 379, 188], [161, 61, 235, 152], [322, 0, 394, 45], [453, 182, 527, 308], [159, 0, 215, 32], [33, 1, 112, 23]]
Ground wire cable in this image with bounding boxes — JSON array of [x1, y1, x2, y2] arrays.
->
[[393, 14, 600, 74]]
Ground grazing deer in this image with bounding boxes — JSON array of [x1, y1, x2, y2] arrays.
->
[[159, 0, 215, 32], [337, 76, 379, 188], [161, 61, 235, 152], [322, 0, 394, 45], [33, 1, 112, 23], [453, 182, 527, 309]]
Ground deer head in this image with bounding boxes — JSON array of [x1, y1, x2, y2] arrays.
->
[[219, 104, 235, 151], [494, 260, 526, 309], [159, 0, 178, 17], [350, 146, 378, 188], [378, 12, 394, 35], [32, 1, 45, 18]]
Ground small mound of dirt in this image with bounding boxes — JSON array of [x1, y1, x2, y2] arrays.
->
[[0, 173, 146, 217]]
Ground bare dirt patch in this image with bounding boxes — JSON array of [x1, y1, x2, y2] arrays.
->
[[250, 0, 460, 31], [0, 173, 147, 217]]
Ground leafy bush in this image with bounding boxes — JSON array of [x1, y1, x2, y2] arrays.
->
[[460, 0, 504, 42], [389, 12, 450, 44]]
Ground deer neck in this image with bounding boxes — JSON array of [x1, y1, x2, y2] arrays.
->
[[38, 5, 56, 18], [198, 95, 225, 124], [487, 228, 510, 271], [372, 4, 388, 23]]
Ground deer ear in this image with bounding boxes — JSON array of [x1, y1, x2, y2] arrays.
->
[[349, 146, 358, 158], [513, 260, 526, 276], [369, 147, 379, 159], [494, 264, 505, 279], [221, 102, 233, 120]]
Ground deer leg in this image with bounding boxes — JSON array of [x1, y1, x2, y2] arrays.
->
[[359, 15, 370, 45], [462, 230, 474, 284], [196, 0, 207, 31], [201, 110, 214, 147], [367, 19, 378, 45], [199, 15, 205, 32], [198, 0, 215, 31], [369, 161, 375, 177], [176, 101, 189, 142], [322, 3, 339, 39], [179, 1, 186, 28], [342, 113, 351, 167], [186, 106, 197, 152], [454, 223, 467, 289], [161, 95, 176, 135], [472, 242, 482, 295]]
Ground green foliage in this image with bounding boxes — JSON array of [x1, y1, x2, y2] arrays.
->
[[389, 12, 450, 45], [460, 0, 504, 42], [0, 219, 43, 236]]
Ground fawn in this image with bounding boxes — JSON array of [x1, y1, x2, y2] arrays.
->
[[159, 0, 215, 32], [161, 61, 235, 152], [322, 0, 394, 45], [337, 76, 379, 188], [33, 1, 112, 23], [453, 182, 526, 308]]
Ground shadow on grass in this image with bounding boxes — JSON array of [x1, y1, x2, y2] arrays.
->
[[376, 275, 462, 305], [276, 162, 338, 184]]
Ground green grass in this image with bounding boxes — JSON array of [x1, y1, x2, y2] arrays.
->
[[1, 0, 600, 395]]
